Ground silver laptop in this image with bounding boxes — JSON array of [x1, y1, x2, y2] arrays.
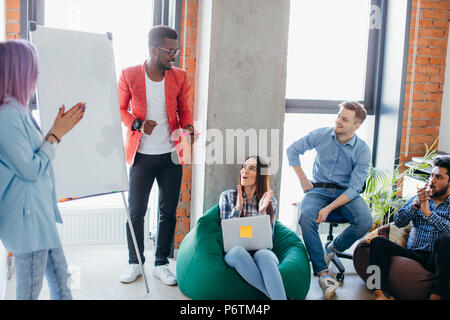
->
[[221, 215, 273, 253]]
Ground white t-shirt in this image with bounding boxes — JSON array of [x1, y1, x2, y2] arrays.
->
[[137, 73, 175, 155]]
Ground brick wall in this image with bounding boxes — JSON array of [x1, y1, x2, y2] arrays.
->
[[400, 0, 450, 168], [174, 0, 198, 249], [5, 0, 20, 39]]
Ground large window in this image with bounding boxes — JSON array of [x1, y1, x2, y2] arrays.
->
[[35, 0, 155, 210], [44, 0, 153, 79], [19, 2, 183, 246], [286, 0, 383, 114], [281, 0, 383, 229], [279, 113, 374, 229], [16, 0, 186, 247]]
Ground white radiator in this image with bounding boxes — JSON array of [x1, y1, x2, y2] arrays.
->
[[57, 185, 159, 247], [57, 207, 156, 247]]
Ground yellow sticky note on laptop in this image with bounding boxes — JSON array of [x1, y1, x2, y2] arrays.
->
[[240, 226, 253, 238]]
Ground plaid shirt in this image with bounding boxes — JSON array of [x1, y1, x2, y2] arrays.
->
[[394, 195, 450, 251], [219, 189, 278, 232]]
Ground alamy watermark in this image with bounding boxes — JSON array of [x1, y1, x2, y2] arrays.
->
[[172, 125, 281, 175], [67, 265, 81, 290], [366, 265, 381, 290], [370, 5, 382, 30]]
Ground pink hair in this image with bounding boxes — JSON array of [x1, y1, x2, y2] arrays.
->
[[0, 39, 39, 108]]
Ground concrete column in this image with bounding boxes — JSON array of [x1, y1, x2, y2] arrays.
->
[[191, 0, 291, 227]]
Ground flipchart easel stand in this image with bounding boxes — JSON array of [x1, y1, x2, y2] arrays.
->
[[121, 192, 150, 293]]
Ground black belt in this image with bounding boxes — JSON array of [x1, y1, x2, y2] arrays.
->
[[313, 182, 346, 189]]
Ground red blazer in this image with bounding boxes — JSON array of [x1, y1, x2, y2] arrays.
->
[[118, 63, 193, 165]]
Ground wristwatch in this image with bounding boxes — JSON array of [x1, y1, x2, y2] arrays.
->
[[131, 119, 143, 132]]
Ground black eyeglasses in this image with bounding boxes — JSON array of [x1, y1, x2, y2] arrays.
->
[[157, 47, 180, 57]]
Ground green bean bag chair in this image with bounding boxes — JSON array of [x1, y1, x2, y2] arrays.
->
[[176, 204, 311, 300]]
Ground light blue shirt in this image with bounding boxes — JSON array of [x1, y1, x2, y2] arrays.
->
[[0, 96, 62, 254], [286, 127, 371, 201]]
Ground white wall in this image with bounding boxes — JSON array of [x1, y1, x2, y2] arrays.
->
[[0, 241, 7, 300], [0, 0, 5, 41], [190, 0, 212, 228], [0, 3, 7, 299], [439, 34, 450, 154]]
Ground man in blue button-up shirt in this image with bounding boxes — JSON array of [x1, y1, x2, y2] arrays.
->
[[287, 101, 372, 299]]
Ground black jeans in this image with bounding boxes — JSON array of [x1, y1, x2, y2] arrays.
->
[[369, 234, 450, 299], [126, 152, 183, 266]]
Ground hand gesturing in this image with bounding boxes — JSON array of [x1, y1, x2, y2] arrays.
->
[[51, 102, 85, 139], [259, 190, 273, 214], [417, 183, 432, 205], [235, 185, 244, 212]]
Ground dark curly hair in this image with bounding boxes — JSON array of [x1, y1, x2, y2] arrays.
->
[[434, 155, 450, 179], [148, 25, 178, 49]]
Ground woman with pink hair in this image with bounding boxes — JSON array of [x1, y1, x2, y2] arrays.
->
[[0, 39, 85, 299]]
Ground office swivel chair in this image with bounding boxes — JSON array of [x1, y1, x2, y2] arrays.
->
[[323, 181, 366, 281], [293, 181, 366, 281], [292, 203, 352, 282]]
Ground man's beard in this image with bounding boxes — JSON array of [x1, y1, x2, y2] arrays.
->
[[157, 57, 171, 71], [432, 184, 449, 198]]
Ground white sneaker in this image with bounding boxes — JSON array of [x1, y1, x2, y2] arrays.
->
[[153, 264, 177, 286], [318, 275, 339, 300], [120, 264, 142, 283], [324, 242, 336, 266]]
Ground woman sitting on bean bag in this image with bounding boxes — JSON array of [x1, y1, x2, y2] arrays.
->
[[219, 155, 286, 300]]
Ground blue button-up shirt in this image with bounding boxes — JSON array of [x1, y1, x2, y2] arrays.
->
[[286, 127, 371, 201], [395, 195, 450, 252], [0, 96, 62, 254]]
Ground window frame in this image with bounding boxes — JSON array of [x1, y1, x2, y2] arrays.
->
[[285, 0, 386, 116], [20, 0, 180, 50], [153, 0, 183, 68], [20, 0, 179, 110]]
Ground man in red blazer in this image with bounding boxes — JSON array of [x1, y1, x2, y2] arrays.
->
[[118, 25, 194, 286]]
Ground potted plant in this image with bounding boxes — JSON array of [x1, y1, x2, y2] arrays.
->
[[363, 140, 437, 230]]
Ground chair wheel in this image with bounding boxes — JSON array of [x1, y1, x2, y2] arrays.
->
[[336, 273, 345, 282]]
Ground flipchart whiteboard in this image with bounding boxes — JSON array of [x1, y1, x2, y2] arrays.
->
[[30, 25, 128, 200]]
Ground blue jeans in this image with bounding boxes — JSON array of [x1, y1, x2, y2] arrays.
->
[[299, 187, 372, 275], [224, 246, 287, 300], [14, 247, 72, 300]]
